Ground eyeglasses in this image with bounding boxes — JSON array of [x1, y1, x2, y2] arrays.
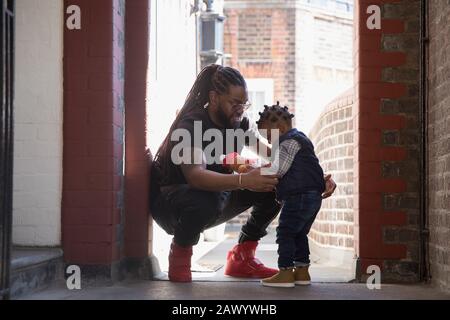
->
[[232, 102, 252, 111]]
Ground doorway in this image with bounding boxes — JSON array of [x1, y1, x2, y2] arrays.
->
[[147, 0, 356, 282]]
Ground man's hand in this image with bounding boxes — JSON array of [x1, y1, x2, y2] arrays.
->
[[222, 152, 257, 173], [322, 174, 337, 199], [241, 166, 279, 193]]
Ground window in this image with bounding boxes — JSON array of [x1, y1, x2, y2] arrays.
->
[[245, 78, 274, 124], [303, 0, 354, 14]]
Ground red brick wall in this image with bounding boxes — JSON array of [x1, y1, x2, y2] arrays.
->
[[224, 6, 296, 110], [354, 0, 421, 282], [63, 0, 126, 274], [124, 0, 151, 260], [427, 0, 450, 293], [309, 90, 355, 250]]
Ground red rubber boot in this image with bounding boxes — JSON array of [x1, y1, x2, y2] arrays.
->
[[168, 240, 193, 282], [224, 241, 278, 278]]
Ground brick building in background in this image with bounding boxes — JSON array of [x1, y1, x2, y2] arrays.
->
[[223, 1, 296, 121], [223, 0, 354, 132]]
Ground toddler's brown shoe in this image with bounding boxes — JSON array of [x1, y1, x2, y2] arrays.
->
[[294, 266, 311, 286], [261, 268, 295, 288]]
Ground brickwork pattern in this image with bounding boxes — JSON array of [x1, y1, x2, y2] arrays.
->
[[13, 0, 64, 246], [354, 0, 421, 282], [224, 7, 296, 111], [427, 0, 450, 294], [124, 0, 152, 259], [309, 91, 355, 250], [63, 0, 126, 265]]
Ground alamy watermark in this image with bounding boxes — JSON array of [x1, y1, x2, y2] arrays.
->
[[170, 121, 280, 175], [366, 265, 381, 290], [66, 265, 81, 290], [366, 5, 381, 30], [66, 5, 81, 30]]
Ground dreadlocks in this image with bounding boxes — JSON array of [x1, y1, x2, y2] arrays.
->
[[256, 101, 295, 128], [153, 64, 247, 185]]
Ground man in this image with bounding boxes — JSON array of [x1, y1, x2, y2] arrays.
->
[[150, 64, 336, 282]]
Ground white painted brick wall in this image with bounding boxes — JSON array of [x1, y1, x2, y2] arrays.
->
[[13, 0, 63, 246]]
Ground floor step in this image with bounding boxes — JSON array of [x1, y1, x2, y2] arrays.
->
[[10, 247, 64, 299]]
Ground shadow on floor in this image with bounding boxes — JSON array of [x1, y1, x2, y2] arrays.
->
[[154, 224, 355, 283]]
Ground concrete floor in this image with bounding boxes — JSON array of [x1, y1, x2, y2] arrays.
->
[[20, 279, 450, 300], [19, 226, 450, 300], [153, 226, 355, 283]]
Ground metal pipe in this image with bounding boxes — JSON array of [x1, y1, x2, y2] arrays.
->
[[204, 0, 214, 12], [195, 1, 200, 73], [0, 0, 15, 300]]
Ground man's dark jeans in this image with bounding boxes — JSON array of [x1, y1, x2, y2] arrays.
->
[[151, 184, 282, 247], [276, 191, 322, 268]]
